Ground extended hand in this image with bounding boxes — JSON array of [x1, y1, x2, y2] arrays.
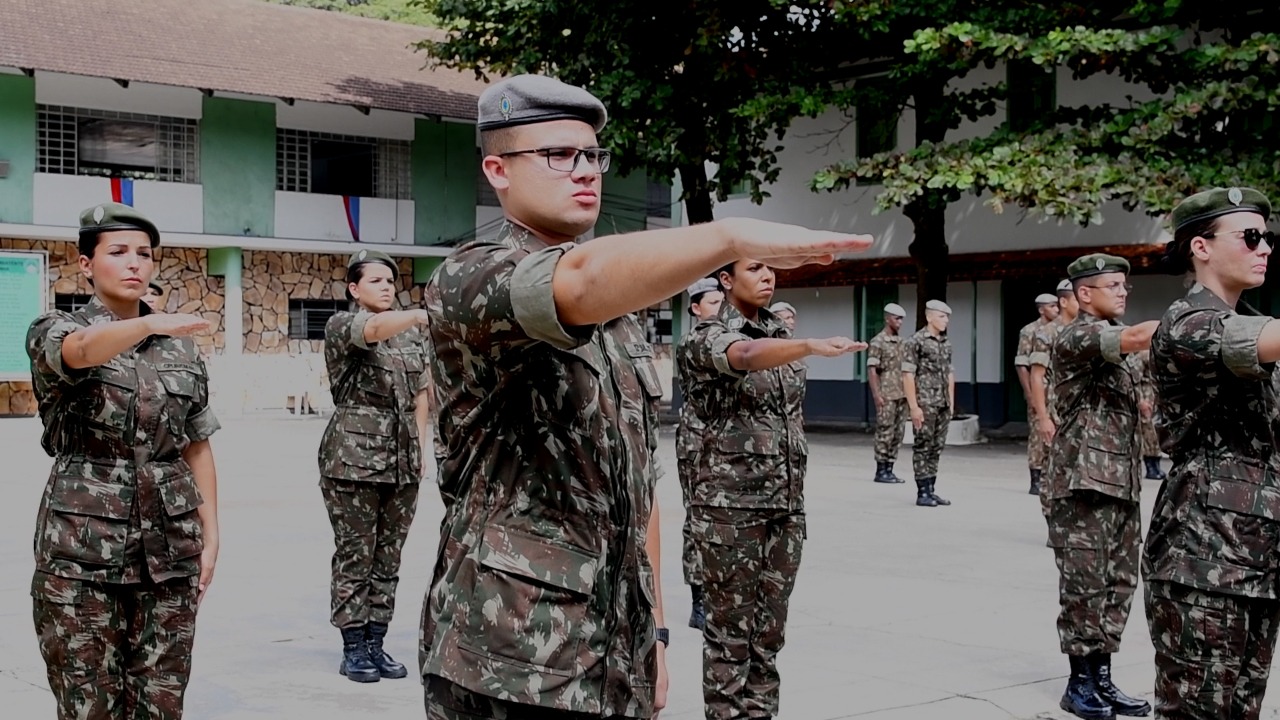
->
[[721, 218, 873, 268], [808, 337, 867, 357], [148, 313, 211, 337]]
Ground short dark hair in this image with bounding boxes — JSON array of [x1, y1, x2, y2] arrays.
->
[[716, 262, 737, 280], [345, 262, 375, 302], [77, 231, 103, 259], [1161, 216, 1221, 275], [480, 127, 519, 157], [147, 282, 163, 295]]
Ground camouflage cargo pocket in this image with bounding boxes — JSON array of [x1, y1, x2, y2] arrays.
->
[[334, 411, 394, 475], [712, 431, 784, 494], [461, 525, 600, 676], [158, 468, 204, 561], [43, 475, 135, 566], [1202, 471, 1280, 571], [72, 363, 136, 433], [157, 363, 200, 437]]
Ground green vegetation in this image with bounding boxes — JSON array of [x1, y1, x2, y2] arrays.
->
[[261, 0, 435, 27]]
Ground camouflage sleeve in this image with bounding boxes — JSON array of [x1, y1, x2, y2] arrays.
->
[[1189, 312, 1273, 380], [1028, 329, 1051, 368], [348, 310, 374, 350], [1013, 327, 1033, 367], [685, 319, 750, 379], [432, 242, 595, 351], [186, 353, 221, 442], [866, 337, 882, 367], [25, 310, 89, 387], [901, 336, 919, 374], [1057, 323, 1125, 365], [324, 311, 365, 352]]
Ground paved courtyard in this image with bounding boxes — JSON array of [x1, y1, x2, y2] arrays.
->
[[1, 415, 1276, 720]]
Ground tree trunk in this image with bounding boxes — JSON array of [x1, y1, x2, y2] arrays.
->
[[678, 163, 715, 225], [904, 197, 949, 328]]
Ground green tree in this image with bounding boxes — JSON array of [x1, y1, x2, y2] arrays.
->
[[811, 1, 1280, 318], [262, 0, 436, 26], [418, 0, 845, 224]]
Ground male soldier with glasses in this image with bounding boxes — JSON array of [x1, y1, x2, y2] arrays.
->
[[419, 74, 872, 720]]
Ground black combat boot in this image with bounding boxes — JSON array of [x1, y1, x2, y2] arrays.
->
[[873, 462, 896, 483], [886, 461, 904, 483], [339, 626, 380, 683], [1061, 655, 1115, 719], [1090, 653, 1151, 717], [1029, 468, 1042, 495], [928, 478, 951, 506], [689, 585, 706, 630], [1143, 457, 1166, 481], [366, 622, 408, 679], [915, 478, 937, 507]]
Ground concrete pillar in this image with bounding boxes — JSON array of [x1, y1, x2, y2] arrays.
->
[[208, 246, 243, 417]]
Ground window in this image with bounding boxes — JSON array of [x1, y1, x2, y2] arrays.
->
[[288, 299, 348, 341], [856, 77, 899, 162], [645, 300, 673, 346], [277, 129, 410, 199], [38, 106, 199, 182], [54, 293, 93, 313], [1007, 60, 1056, 132]]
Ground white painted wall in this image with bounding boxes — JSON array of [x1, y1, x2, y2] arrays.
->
[[35, 72, 202, 118], [771, 286, 857, 381], [276, 99, 416, 140], [275, 191, 413, 244], [975, 281, 1003, 383], [34, 174, 110, 227], [355, 198, 415, 245]]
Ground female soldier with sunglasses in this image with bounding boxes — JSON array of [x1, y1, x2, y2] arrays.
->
[[1145, 187, 1280, 719]]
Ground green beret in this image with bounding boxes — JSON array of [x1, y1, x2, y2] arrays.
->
[[79, 202, 160, 247], [1067, 253, 1130, 280], [1172, 187, 1271, 231], [478, 74, 608, 133], [346, 248, 398, 274]]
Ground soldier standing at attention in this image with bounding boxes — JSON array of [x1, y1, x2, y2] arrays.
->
[[903, 300, 956, 507], [1015, 294, 1060, 494], [1145, 187, 1280, 720], [420, 74, 872, 720], [1029, 280, 1079, 459], [676, 277, 725, 631], [1128, 350, 1166, 481], [318, 249, 429, 683], [683, 259, 865, 720], [1045, 253, 1158, 720], [768, 301, 797, 332], [869, 303, 908, 484], [26, 203, 221, 720]]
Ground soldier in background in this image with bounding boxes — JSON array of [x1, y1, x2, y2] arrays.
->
[[676, 277, 725, 630], [27, 203, 221, 720], [143, 281, 164, 312], [1128, 350, 1166, 480], [1044, 253, 1157, 720], [769, 301, 797, 332], [1015, 294, 1060, 494], [903, 300, 956, 507], [683, 258, 864, 720], [1029, 280, 1079, 469], [318, 249, 428, 683], [419, 74, 872, 720], [869, 303, 908, 484], [1145, 187, 1280, 719]]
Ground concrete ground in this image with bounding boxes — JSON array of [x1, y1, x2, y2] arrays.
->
[[2, 416, 1277, 720]]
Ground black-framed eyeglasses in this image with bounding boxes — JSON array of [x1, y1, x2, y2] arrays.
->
[[1085, 281, 1133, 293], [498, 146, 612, 174], [1204, 228, 1278, 251]]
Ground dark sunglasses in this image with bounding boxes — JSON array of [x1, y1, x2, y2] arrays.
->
[[1204, 227, 1278, 250]]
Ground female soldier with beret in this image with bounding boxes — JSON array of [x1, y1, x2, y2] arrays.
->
[[26, 202, 221, 720], [318, 249, 430, 683], [1145, 186, 1280, 719]]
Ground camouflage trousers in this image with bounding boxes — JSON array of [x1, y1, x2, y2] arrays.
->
[[1139, 414, 1160, 458], [1146, 582, 1280, 720], [423, 675, 633, 719], [873, 398, 908, 463], [912, 405, 950, 477], [677, 456, 704, 587], [1045, 491, 1140, 655], [695, 506, 805, 720], [320, 477, 421, 629], [1027, 409, 1048, 471], [31, 571, 198, 720]]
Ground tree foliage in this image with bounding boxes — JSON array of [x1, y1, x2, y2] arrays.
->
[[261, 0, 436, 26], [416, 0, 846, 223]]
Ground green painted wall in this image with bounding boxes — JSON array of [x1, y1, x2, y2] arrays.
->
[[0, 75, 36, 224], [413, 256, 443, 284], [413, 119, 477, 246], [207, 247, 243, 283], [596, 170, 649, 237], [201, 97, 275, 237]]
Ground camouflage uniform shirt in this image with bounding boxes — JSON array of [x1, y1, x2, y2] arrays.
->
[[681, 304, 807, 511], [421, 222, 663, 717], [867, 329, 905, 401], [1014, 319, 1041, 370], [675, 338, 709, 462], [1145, 283, 1280, 598], [319, 310, 426, 484], [902, 328, 952, 408], [26, 296, 220, 584], [1030, 317, 1067, 423], [1044, 312, 1141, 502]]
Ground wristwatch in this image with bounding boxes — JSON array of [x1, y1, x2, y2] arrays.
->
[[656, 627, 670, 647]]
